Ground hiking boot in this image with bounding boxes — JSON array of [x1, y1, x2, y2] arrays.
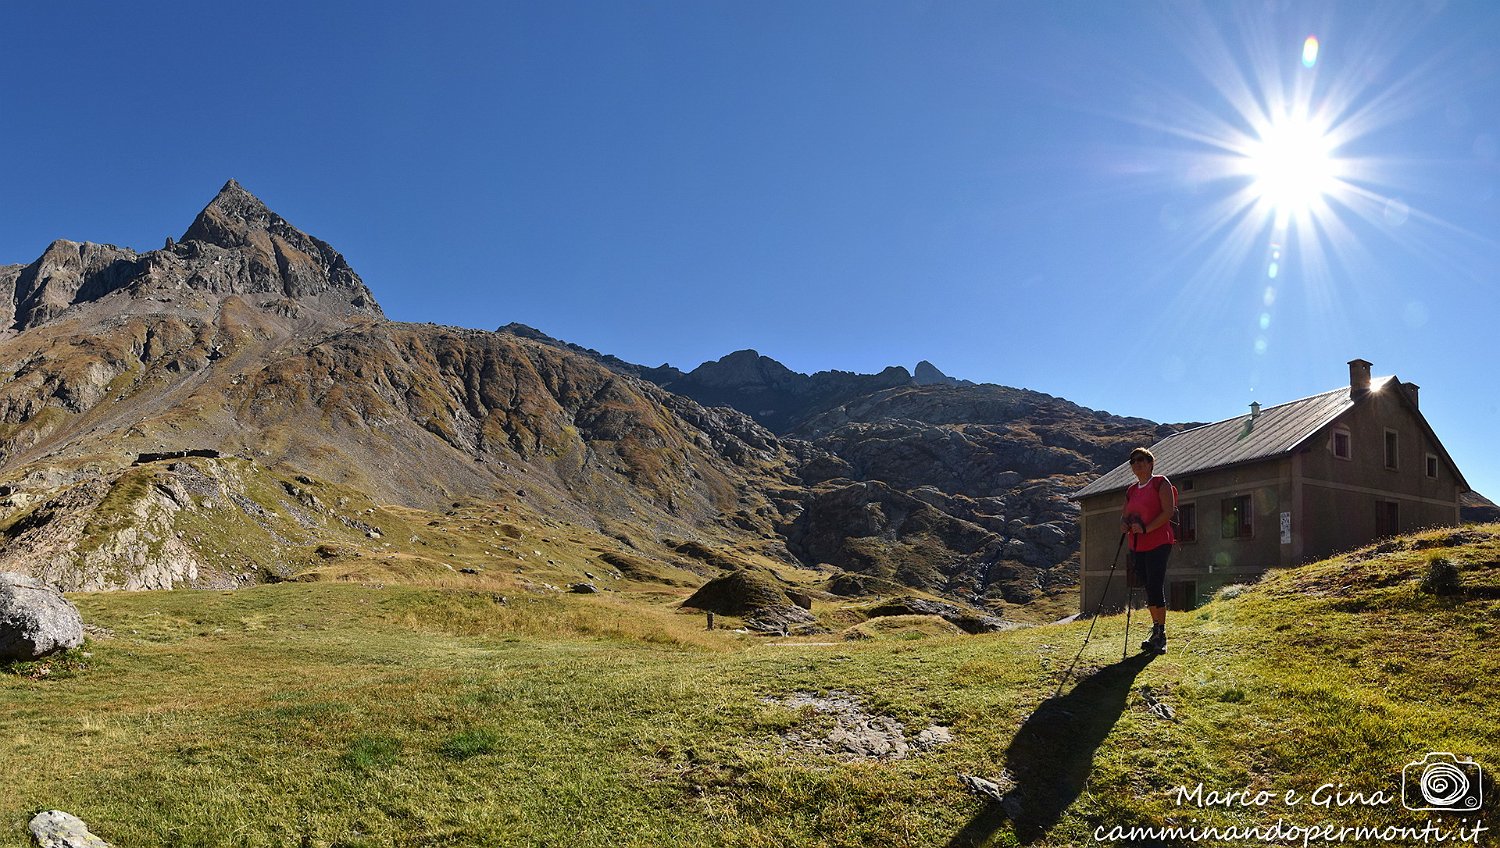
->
[[1142, 624, 1166, 654]]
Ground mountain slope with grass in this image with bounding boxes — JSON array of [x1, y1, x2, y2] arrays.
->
[[4, 523, 1495, 847], [0, 182, 828, 596], [0, 181, 1241, 622], [2, 182, 1171, 615]]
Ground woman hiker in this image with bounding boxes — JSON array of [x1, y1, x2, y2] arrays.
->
[[1121, 447, 1174, 653]]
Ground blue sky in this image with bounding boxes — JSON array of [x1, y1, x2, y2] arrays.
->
[[2, 1, 1498, 500]]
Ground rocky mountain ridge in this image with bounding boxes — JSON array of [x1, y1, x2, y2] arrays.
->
[[0, 181, 1175, 618], [1, 180, 381, 336], [0, 183, 809, 598], [491, 319, 1176, 606]]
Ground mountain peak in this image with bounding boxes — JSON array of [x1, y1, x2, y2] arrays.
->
[[687, 350, 798, 389], [914, 360, 950, 385], [180, 179, 287, 248], [173, 180, 384, 317]]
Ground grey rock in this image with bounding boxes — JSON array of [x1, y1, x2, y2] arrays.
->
[[569, 582, 598, 594], [742, 603, 818, 634], [765, 691, 922, 761], [7, 240, 141, 333], [28, 810, 113, 848], [913, 360, 958, 386], [916, 724, 955, 748], [958, 773, 1009, 803], [0, 573, 84, 661], [866, 596, 1009, 634]]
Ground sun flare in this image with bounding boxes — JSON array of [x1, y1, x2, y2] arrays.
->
[[1244, 114, 1342, 227]]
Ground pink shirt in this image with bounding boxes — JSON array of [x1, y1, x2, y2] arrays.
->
[[1125, 475, 1174, 552]]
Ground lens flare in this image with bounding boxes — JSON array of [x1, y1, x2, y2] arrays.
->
[[1302, 36, 1319, 68], [1110, 6, 1489, 394]]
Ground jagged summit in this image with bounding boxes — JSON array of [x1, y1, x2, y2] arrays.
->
[[686, 350, 800, 389], [1, 181, 383, 332], [656, 350, 912, 433], [180, 179, 290, 248], [173, 179, 382, 315], [914, 360, 973, 387], [2, 239, 140, 331]]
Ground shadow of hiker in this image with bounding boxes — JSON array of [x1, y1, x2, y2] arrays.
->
[[947, 651, 1156, 847]]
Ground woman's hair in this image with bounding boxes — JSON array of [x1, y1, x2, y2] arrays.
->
[[1129, 447, 1155, 464]]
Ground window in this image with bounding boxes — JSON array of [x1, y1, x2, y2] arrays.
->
[[1222, 495, 1253, 539], [1426, 454, 1439, 479], [1376, 500, 1400, 537], [1385, 429, 1399, 470], [1177, 503, 1197, 543], [1333, 428, 1351, 460]]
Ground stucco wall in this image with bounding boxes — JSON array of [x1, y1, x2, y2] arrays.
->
[[1079, 461, 1288, 612], [1296, 386, 1460, 560]]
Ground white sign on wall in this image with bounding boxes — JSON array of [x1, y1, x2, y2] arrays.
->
[[1281, 512, 1292, 545]]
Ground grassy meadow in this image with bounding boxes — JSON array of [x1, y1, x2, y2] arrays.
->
[[3, 525, 1498, 847]]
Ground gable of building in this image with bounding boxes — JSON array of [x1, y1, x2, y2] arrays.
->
[[1074, 372, 1469, 501]]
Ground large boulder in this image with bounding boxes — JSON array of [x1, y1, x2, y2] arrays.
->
[[0, 573, 85, 661], [866, 596, 1010, 634], [682, 568, 817, 633], [28, 810, 113, 848]]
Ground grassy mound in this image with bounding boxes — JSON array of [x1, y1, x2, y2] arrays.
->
[[1, 524, 1496, 846], [681, 568, 796, 616]]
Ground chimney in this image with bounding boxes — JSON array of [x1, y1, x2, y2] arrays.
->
[[1348, 359, 1372, 398], [1403, 382, 1419, 409], [1250, 401, 1261, 419]]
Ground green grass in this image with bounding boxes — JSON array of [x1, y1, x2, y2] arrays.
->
[[2, 526, 1498, 846]]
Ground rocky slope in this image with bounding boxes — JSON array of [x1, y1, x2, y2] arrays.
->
[[647, 353, 1176, 607], [0, 182, 803, 593], [0, 180, 1188, 619], [1461, 490, 1500, 524]]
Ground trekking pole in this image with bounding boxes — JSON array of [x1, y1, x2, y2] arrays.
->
[[1056, 533, 1126, 696]]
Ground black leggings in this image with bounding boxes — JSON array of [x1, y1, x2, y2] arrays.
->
[[1131, 545, 1171, 608]]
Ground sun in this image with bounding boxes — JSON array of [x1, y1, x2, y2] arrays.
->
[[1243, 113, 1342, 228]]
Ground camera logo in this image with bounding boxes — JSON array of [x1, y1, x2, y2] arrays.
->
[[1403, 752, 1483, 812]]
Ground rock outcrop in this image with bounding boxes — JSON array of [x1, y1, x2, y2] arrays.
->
[[864, 596, 1008, 634], [5, 240, 141, 332], [0, 573, 84, 660], [28, 810, 113, 848]]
